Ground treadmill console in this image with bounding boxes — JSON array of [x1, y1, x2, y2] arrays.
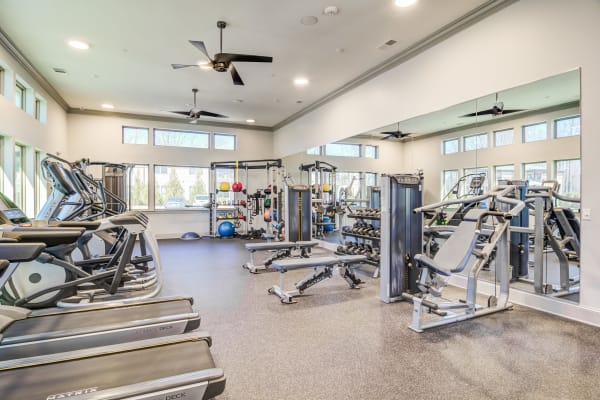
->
[[1, 208, 30, 225]]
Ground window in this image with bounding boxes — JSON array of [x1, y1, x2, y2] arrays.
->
[[336, 172, 361, 200], [364, 145, 378, 159], [494, 164, 515, 183], [0, 66, 4, 96], [494, 128, 514, 147], [463, 133, 488, 151], [306, 146, 321, 155], [363, 172, 378, 200], [154, 165, 209, 209], [15, 81, 25, 110], [555, 159, 581, 205], [122, 126, 149, 145], [129, 165, 149, 210], [154, 129, 209, 149], [324, 143, 360, 158], [215, 168, 235, 204], [464, 167, 489, 194], [555, 116, 581, 138], [523, 162, 547, 186], [35, 151, 47, 215], [442, 170, 460, 199], [14, 144, 25, 209], [523, 122, 547, 143], [214, 133, 236, 150], [35, 98, 42, 120], [442, 138, 459, 155]]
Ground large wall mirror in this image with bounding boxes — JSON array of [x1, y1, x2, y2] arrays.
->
[[285, 69, 581, 304]]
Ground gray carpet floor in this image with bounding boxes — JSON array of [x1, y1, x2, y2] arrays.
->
[[158, 238, 600, 400]]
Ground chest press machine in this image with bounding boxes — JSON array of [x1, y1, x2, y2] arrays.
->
[[403, 185, 525, 332], [268, 255, 366, 304], [243, 241, 319, 273]]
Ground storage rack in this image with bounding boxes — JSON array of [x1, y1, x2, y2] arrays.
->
[[339, 208, 381, 278]]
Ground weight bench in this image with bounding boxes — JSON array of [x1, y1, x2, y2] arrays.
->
[[243, 241, 319, 274], [268, 255, 366, 303]]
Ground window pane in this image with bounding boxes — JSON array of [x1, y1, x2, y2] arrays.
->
[[464, 167, 488, 194], [555, 116, 581, 138], [443, 139, 459, 154], [325, 143, 360, 157], [523, 122, 547, 142], [306, 146, 320, 155], [494, 129, 514, 146], [215, 168, 235, 204], [14, 145, 25, 209], [364, 145, 377, 159], [523, 162, 547, 186], [555, 159, 580, 205], [129, 165, 149, 209], [154, 165, 209, 209], [442, 170, 459, 199], [154, 129, 209, 149], [463, 133, 488, 151], [15, 82, 25, 110], [123, 127, 149, 144], [336, 172, 361, 200], [35, 151, 46, 215], [494, 164, 515, 183], [214, 134, 236, 150], [365, 172, 377, 187]]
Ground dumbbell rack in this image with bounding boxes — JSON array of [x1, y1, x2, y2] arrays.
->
[[339, 210, 381, 278]]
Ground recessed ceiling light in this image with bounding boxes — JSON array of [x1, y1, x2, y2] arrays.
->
[[67, 39, 90, 50], [294, 77, 309, 86], [323, 6, 340, 16], [246, 119, 255, 123], [101, 103, 115, 109], [300, 16, 319, 25], [395, 0, 417, 7]]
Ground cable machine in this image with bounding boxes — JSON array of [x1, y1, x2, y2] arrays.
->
[[298, 161, 338, 238], [209, 159, 284, 238]]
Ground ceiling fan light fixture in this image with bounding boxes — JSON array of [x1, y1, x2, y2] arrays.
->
[[394, 0, 417, 8]]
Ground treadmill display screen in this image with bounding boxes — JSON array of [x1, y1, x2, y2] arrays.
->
[[4, 208, 27, 221]]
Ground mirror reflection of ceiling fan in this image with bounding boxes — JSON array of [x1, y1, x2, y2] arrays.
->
[[378, 122, 414, 140], [169, 88, 227, 123], [461, 93, 525, 117], [171, 21, 273, 86]]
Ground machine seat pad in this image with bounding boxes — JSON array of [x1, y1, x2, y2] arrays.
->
[[1, 230, 83, 247], [0, 243, 46, 262], [52, 221, 102, 231], [417, 220, 479, 275], [272, 255, 365, 272], [335, 255, 367, 264], [245, 241, 318, 251], [463, 208, 488, 222]]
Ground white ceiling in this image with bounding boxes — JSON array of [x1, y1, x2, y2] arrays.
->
[[363, 69, 580, 139], [0, 0, 489, 127]]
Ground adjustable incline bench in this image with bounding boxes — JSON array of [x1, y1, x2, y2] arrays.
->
[[268, 254, 366, 303], [243, 240, 319, 273]]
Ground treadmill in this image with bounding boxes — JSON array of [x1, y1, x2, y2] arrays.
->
[[0, 244, 200, 360], [0, 331, 226, 399]]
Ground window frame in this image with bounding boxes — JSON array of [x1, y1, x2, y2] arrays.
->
[[122, 126, 150, 145], [442, 169, 460, 199], [522, 121, 548, 143], [14, 143, 26, 209], [554, 115, 581, 139], [306, 146, 321, 155], [129, 164, 150, 210], [494, 164, 515, 184], [442, 138, 460, 155], [324, 143, 361, 158], [522, 161, 548, 186], [153, 128, 210, 149], [462, 133, 488, 152], [15, 80, 26, 110], [0, 66, 4, 96], [493, 128, 514, 147], [363, 145, 378, 159], [213, 133, 237, 151], [153, 164, 210, 210]]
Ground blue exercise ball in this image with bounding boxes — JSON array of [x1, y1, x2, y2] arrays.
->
[[323, 217, 334, 232], [218, 221, 235, 237]]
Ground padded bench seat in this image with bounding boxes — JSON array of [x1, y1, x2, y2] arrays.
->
[[272, 255, 366, 272], [245, 240, 318, 252]]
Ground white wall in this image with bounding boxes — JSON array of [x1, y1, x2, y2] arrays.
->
[[67, 113, 276, 237], [274, 0, 600, 326], [0, 42, 68, 216]]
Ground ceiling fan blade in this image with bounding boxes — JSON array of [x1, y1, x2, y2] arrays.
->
[[380, 134, 395, 141], [171, 64, 198, 69], [198, 110, 228, 118], [501, 109, 526, 114], [215, 53, 273, 63], [170, 110, 193, 116], [229, 63, 244, 86], [188, 41, 212, 61], [399, 133, 412, 138], [378, 131, 398, 135], [460, 109, 495, 117]]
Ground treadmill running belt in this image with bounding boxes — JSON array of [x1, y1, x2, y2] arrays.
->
[[0, 339, 224, 399], [3, 299, 193, 338]]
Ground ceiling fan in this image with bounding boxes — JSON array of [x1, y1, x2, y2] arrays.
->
[[378, 123, 414, 140], [171, 20, 273, 86], [169, 88, 227, 123], [461, 93, 525, 117]]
